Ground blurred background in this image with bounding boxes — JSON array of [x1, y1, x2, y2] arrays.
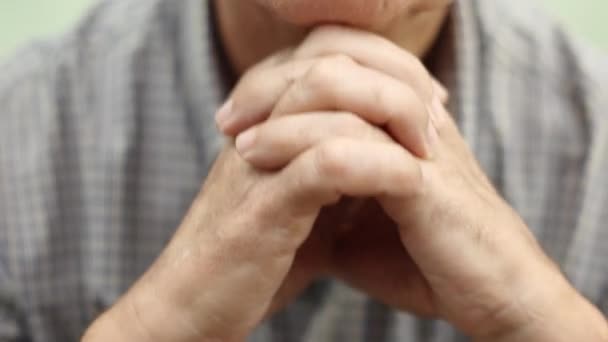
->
[[0, 0, 607, 59]]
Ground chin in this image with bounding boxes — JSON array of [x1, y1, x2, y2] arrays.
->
[[254, 0, 449, 29]]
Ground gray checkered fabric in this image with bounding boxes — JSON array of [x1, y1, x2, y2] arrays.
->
[[0, 0, 607, 341]]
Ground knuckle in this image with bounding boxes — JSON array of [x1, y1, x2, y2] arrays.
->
[[370, 84, 399, 121], [373, 85, 428, 131], [300, 25, 342, 50], [234, 68, 265, 100], [239, 66, 264, 89], [313, 140, 350, 180], [305, 55, 349, 85], [300, 54, 354, 97], [303, 60, 332, 90]]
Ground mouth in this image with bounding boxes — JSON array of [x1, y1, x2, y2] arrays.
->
[[265, 1, 449, 31], [260, 0, 393, 29]]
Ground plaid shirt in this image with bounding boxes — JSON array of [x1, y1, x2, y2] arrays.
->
[[0, 0, 607, 341]]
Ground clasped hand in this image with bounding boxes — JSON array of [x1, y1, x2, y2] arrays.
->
[[216, 26, 578, 341]]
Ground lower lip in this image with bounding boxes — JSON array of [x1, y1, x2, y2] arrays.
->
[[266, 0, 443, 29], [268, 1, 396, 26]]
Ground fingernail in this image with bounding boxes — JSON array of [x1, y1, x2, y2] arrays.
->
[[235, 129, 257, 157], [215, 99, 234, 131]]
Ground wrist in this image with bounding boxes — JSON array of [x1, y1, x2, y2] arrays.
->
[[82, 293, 154, 342], [83, 239, 223, 342], [84, 277, 215, 342], [90, 231, 267, 342], [473, 267, 608, 342]]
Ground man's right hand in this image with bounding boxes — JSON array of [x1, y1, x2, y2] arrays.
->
[[83, 26, 435, 342]]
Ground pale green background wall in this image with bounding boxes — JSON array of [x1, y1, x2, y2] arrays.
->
[[0, 0, 607, 59], [0, 0, 93, 58]]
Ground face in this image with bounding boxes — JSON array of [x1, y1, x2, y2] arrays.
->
[[253, 0, 452, 30]]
